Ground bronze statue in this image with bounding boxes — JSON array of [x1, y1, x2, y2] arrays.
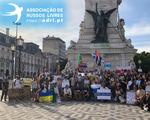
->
[[86, 3, 116, 43]]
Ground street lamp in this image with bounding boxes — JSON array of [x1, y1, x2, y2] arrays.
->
[[138, 59, 142, 72], [17, 36, 24, 78], [138, 59, 141, 68], [11, 44, 16, 80], [56, 59, 60, 74]]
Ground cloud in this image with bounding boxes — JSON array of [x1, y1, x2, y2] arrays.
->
[[137, 46, 150, 53], [19, 26, 80, 50], [16, 0, 85, 50], [125, 22, 150, 36]]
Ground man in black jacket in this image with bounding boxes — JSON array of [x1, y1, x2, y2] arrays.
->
[[1, 77, 9, 101], [140, 92, 150, 111]]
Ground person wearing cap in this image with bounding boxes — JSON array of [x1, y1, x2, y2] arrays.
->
[[64, 85, 72, 101], [1, 77, 9, 101]]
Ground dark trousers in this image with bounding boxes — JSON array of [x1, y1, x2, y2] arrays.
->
[[140, 102, 150, 111], [1, 90, 8, 101]]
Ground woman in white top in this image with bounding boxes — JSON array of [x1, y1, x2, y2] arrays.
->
[[145, 76, 150, 92], [84, 76, 90, 88], [13, 75, 21, 89]]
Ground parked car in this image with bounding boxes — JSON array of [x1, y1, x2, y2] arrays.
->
[[0, 79, 3, 90]]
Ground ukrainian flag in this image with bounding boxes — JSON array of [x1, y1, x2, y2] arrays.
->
[[39, 91, 53, 102]]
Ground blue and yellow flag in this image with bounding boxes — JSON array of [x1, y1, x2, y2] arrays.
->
[[39, 91, 53, 102]]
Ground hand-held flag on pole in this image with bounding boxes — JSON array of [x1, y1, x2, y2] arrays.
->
[[92, 50, 104, 66], [78, 53, 82, 68], [95, 50, 102, 66]]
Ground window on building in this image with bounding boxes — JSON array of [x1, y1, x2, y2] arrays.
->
[[7, 49, 10, 59], [0, 69, 4, 76], [38, 59, 40, 64], [1, 62, 4, 68], [6, 62, 9, 68], [1, 48, 4, 58], [31, 56, 33, 64], [27, 55, 30, 63], [35, 57, 36, 65], [24, 54, 26, 63], [41, 59, 43, 66], [27, 65, 29, 70]]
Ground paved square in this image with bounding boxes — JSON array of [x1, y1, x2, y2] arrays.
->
[[0, 98, 150, 120]]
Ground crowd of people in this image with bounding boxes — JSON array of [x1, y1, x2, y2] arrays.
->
[[1, 68, 150, 112]]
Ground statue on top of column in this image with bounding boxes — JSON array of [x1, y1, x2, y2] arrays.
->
[[86, 3, 116, 43]]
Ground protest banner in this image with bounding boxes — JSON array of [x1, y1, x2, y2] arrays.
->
[[78, 73, 85, 77], [116, 66, 131, 73], [8, 87, 31, 102], [23, 78, 32, 86], [97, 89, 111, 100], [126, 91, 136, 105], [105, 62, 111, 70], [91, 84, 101, 93]]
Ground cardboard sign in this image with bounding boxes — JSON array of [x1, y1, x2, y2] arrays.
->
[[8, 87, 31, 102], [97, 89, 111, 100], [126, 91, 136, 105], [23, 78, 32, 86]]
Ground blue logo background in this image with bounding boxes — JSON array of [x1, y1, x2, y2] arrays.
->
[[0, 0, 67, 29]]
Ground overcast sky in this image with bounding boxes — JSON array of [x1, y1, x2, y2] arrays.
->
[[0, 0, 150, 53]]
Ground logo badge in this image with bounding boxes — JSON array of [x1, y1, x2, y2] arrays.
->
[[3, 3, 23, 23]]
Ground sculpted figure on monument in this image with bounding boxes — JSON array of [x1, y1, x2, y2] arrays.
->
[[118, 18, 125, 41], [86, 3, 116, 43]]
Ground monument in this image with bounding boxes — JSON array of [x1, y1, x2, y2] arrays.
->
[[66, 0, 137, 71]]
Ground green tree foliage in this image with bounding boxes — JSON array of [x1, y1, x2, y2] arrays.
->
[[134, 51, 150, 73], [60, 59, 68, 71]]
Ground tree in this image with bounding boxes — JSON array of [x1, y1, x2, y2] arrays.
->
[[134, 51, 150, 73], [60, 59, 68, 72]]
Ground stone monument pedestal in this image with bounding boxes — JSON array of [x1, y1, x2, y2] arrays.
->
[[67, 42, 136, 71], [65, 0, 137, 71]]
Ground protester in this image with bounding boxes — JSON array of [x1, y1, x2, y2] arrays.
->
[[64, 85, 72, 101], [118, 88, 126, 104], [32, 75, 39, 99], [74, 84, 82, 101], [78, 74, 83, 87], [114, 87, 121, 102], [84, 76, 90, 88], [12, 75, 22, 88], [110, 77, 115, 99], [134, 85, 145, 105], [140, 92, 150, 111], [145, 75, 150, 93], [1, 77, 9, 101], [89, 72, 95, 81], [49, 76, 54, 90], [100, 84, 108, 90], [6, 66, 150, 113], [83, 84, 90, 101], [53, 81, 61, 103]]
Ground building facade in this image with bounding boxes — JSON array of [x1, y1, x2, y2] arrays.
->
[[44, 52, 59, 74], [43, 35, 66, 62], [0, 29, 46, 79]]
